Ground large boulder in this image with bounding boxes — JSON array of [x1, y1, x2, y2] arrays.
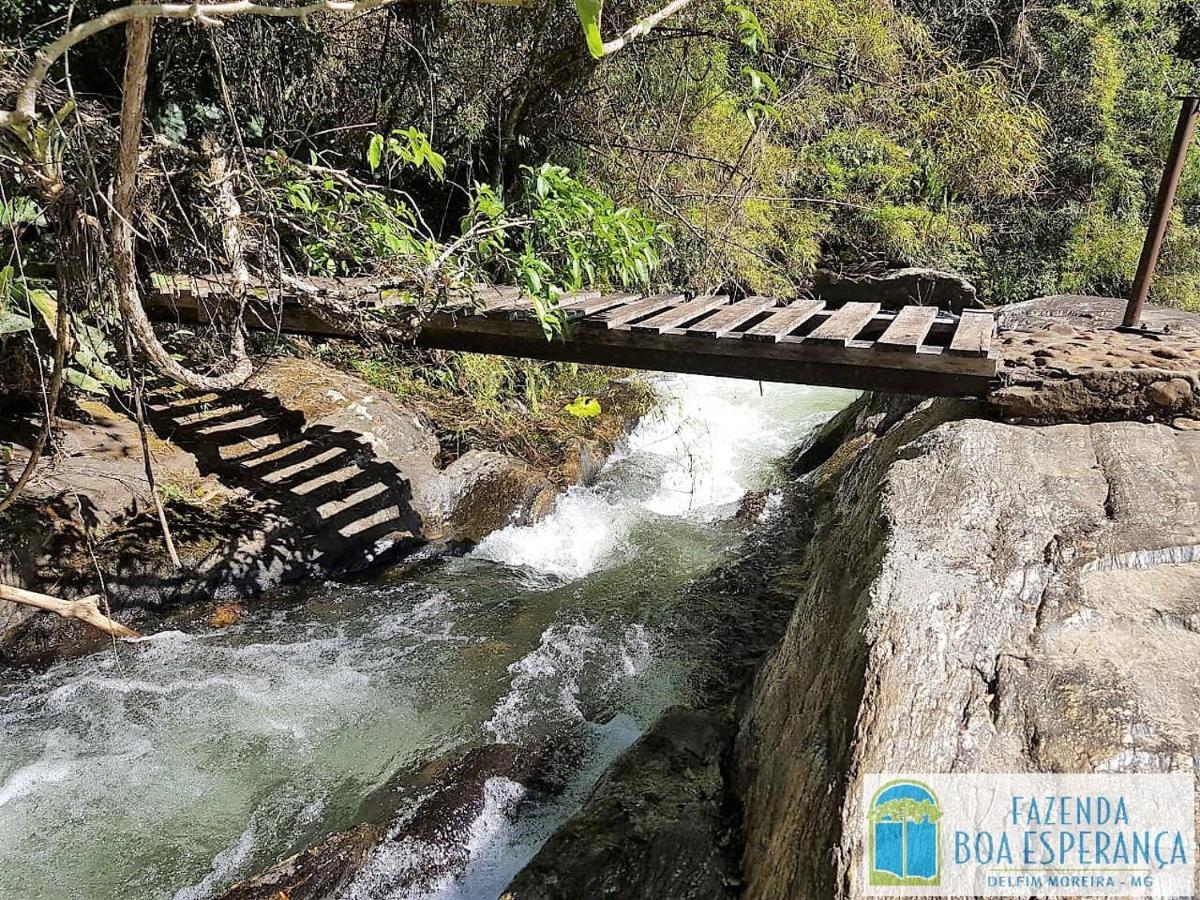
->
[[734, 394, 1200, 899], [435, 450, 557, 543], [813, 267, 982, 312]]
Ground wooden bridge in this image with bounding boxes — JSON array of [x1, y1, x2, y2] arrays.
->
[[147, 274, 999, 397]]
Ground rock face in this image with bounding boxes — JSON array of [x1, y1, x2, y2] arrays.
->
[[503, 379, 1200, 900], [217, 823, 385, 900], [505, 707, 739, 900], [734, 393, 1200, 899], [813, 268, 982, 312]]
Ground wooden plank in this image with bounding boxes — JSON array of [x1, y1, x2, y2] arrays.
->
[[947, 310, 995, 357], [630, 295, 728, 334], [743, 299, 824, 342], [876, 305, 939, 353], [555, 292, 638, 320], [500, 290, 594, 321], [471, 285, 524, 313], [805, 302, 880, 346], [686, 296, 777, 338], [585, 293, 680, 329], [418, 311, 996, 378]]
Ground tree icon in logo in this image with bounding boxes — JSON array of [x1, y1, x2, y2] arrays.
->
[[868, 781, 943, 886]]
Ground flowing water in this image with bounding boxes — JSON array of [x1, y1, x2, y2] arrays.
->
[[0, 375, 852, 900]]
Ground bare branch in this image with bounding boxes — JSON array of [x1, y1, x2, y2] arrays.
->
[[600, 0, 697, 56], [0, 583, 140, 639]]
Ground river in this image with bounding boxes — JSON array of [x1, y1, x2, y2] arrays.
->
[[0, 374, 851, 900]]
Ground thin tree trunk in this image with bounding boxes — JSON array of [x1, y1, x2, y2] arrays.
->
[[111, 12, 253, 391], [122, 322, 182, 569], [0, 583, 140, 638]]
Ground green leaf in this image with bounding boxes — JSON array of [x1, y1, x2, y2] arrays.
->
[[0, 197, 47, 227], [0, 311, 34, 335], [564, 395, 602, 419], [574, 0, 605, 59], [63, 368, 108, 395], [28, 289, 57, 333], [367, 132, 384, 172]]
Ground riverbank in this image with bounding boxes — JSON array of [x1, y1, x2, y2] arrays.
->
[[0, 354, 651, 666], [0, 372, 853, 899]]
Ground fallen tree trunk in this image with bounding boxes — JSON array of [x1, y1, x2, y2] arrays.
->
[[0, 584, 140, 639]]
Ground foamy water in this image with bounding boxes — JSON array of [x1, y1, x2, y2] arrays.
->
[[471, 375, 851, 583], [0, 374, 852, 900]]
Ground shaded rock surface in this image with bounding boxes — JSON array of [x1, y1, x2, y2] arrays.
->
[[814, 267, 981, 312], [1, 356, 620, 664], [504, 706, 740, 900]]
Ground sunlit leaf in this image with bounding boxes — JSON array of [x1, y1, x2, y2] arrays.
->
[[574, 0, 605, 59], [564, 395, 602, 418]]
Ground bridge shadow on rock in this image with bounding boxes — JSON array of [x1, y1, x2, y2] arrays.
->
[[139, 378, 428, 594]]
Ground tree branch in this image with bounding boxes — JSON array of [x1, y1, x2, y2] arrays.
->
[[111, 12, 255, 391], [0, 583, 140, 639], [600, 0, 696, 56]]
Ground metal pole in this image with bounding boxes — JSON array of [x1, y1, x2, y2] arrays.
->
[[1124, 95, 1199, 328]]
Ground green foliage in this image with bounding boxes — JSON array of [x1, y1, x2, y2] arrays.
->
[[727, 2, 768, 52], [574, 0, 606, 59], [0, 267, 128, 394], [460, 163, 670, 336], [367, 128, 447, 180], [519, 163, 669, 295], [266, 133, 669, 338], [567, 0, 1194, 305], [262, 151, 436, 276]]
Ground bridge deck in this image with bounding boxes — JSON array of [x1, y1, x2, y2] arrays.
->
[[147, 275, 999, 397]]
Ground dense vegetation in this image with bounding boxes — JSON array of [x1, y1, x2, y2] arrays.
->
[[0, 0, 1197, 449]]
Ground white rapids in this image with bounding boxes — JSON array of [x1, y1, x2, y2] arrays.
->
[[0, 374, 852, 900]]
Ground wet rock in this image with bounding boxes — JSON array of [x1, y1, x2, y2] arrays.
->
[[813, 267, 981, 312], [234, 742, 570, 900], [561, 438, 607, 485], [217, 822, 384, 900], [504, 707, 739, 900], [735, 489, 769, 521], [437, 450, 556, 543]]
